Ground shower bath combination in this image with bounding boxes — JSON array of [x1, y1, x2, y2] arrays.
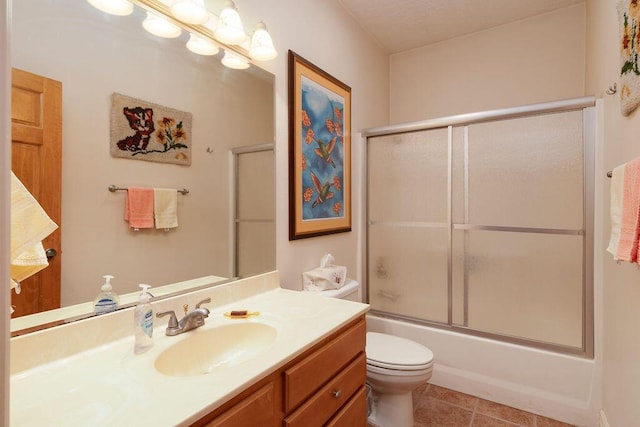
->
[[364, 96, 596, 357]]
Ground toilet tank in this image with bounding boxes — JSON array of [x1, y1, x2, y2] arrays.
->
[[302, 279, 361, 302]]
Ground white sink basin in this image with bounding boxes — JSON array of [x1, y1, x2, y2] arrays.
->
[[154, 322, 278, 377]]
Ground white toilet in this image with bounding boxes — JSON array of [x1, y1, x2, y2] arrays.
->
[[302, 279, 434, 427], [365, 331, 433, 427]]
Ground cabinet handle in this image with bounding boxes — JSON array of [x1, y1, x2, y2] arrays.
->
[[332, 389, 342, 398]]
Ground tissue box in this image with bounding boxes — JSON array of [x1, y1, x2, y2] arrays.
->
[[303, 265, 347, 292]]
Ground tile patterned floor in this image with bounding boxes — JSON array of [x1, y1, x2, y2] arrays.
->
[[410, 384, 575, 427]]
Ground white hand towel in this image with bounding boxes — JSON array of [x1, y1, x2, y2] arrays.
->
[[154, 188, 178, 229], [10, 171, 58, 286], [607, 165, 625, 259]]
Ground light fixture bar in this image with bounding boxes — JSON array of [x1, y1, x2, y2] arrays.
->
[[130, 0, 252, 62]]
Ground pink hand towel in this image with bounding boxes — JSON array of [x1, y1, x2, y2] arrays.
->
[[125, 187, 155, 229], [617, 158, 640, 262]]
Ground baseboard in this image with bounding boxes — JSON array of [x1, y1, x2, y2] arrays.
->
[[600, 409, 611, 427]]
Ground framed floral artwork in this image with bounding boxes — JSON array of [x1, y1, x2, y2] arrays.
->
[[288, 50, 351, 240]]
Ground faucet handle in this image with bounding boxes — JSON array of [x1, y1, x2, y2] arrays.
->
[[156, 310, 178, 329], [196, 298, 211, 309], [196, 298, 211, 315]]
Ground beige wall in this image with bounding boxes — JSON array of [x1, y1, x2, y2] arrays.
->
[[389, 4, 586, 122], [586, 1, 640, 426], [238, 0, 390, 290]]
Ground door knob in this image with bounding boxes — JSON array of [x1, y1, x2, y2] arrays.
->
[[45, 248, 57, 260]]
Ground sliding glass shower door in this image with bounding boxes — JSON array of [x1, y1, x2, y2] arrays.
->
[[366, 102, 594, 355]]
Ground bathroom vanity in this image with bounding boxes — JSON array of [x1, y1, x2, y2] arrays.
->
[[10, 271, 369, 426], [196, 316, 366, 426]]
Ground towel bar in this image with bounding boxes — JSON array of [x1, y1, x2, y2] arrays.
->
[[108, 185, 189, 195]]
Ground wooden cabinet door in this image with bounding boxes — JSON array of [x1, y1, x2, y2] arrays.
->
[[325, 387, 367, 427], [202, 382, 276, 427], [11, 67, 62, 316]]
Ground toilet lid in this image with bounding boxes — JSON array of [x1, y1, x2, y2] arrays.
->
[[366, 332, 434, 371]]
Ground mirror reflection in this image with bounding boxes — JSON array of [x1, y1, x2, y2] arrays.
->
[[10, 0, 275, 332]]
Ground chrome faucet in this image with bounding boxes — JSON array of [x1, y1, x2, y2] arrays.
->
[[156, 298, 211, 336]]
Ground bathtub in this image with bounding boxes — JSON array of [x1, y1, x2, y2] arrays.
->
[[366, 314, 600, 426]]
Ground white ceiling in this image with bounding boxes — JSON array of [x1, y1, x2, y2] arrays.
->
[[338, 0, 585, 54]]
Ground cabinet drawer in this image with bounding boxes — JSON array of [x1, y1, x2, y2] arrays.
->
[[284, 353, 366, 427], [285, 318, 365, 411], [326, 386, 367, 427], [203, 382, 275, 427]]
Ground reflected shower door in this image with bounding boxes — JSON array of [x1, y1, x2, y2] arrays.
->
[[233, 146, 275, 278]]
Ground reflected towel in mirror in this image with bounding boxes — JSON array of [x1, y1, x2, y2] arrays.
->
[[154, 188, 178, 229], [10, 171, 58, 289], [124, 187, 155, 229]]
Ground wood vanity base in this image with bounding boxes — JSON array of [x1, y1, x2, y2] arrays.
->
[[193, 315, 367, 426]]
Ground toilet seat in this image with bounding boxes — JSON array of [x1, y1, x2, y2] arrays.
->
[[366, 332, 433, 372]]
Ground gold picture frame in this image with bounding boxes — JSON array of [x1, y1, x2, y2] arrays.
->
[[288, 50, 351, 240]]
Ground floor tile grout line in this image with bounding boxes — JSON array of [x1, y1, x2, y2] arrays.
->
[[468, 410, 476, 427], [469, 397, 479, 427], [473, 411, 529, 427], [428, 394, 480, 413]]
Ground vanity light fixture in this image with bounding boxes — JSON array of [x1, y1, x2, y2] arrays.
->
[[142, 11, 182, 38], [249, 21, 277, 61], [170, 0, 209, 25], [186, 33, 220, 56], [87, 0, 277, 69], [221, 50, 250, 69], [86, 0, 134, 16], [214, 0, 247, 45]]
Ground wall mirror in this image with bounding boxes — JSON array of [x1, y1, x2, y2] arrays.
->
[[10, 0, 276, 334]]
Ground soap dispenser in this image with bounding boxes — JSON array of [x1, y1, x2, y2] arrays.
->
[[94, 275, 119, 315], [134, 284, 154, 354]]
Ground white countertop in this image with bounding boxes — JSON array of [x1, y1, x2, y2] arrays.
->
[[10, 285, 369, 426]]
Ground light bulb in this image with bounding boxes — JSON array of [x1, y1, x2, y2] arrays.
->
[[142, 12, 182, 38], [87, 0, 133, 16], [214, 0, 247, 45], [171, 0, 209, 25], [186, 33, 220, 56], [249, 21, 277, 61], [221, 51, 249, 69]]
